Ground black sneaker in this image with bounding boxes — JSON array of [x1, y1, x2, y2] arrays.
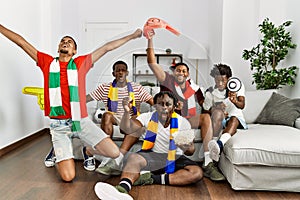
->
[[44, 147, 56, 167], [82, 146, 96, 171]]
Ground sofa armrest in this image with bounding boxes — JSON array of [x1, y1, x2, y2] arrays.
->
[[295, 118, 300, 129]]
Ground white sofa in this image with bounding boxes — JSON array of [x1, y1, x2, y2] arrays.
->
[[218, 89, 300, 192], [86, 87, 300, 192]]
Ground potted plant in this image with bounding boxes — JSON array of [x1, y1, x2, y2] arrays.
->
[[242, 18, 298, 90]]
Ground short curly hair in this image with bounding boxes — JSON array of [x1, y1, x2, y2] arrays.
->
[[112, 60, 128, 71], [210, 63, 232, 78], [154, 91, 178, 106], [62, 36, 77, 50]]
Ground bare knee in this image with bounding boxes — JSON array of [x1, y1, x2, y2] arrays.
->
[[229, 116, 239, 125], [188, 166, 203, 183], [202, 113, 212, 125], [101, 112, 115, 136], [61, 171, 75, 182], [211, 109, 224, 123], [57, 159, 76, 182]]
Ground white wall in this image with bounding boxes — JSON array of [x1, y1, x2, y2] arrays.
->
[[75, 0, 214, 92], [1, 0, 300, 149], [222, 0, 260, 90], [222, 0, 300, 98], [0, 0, 46, 149], [282, 0, 300, 98], [0, 0, 217, 149]]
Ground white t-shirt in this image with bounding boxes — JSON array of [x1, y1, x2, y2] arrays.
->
[[137, 111, 191, 155], [203, 84, 246, 121]]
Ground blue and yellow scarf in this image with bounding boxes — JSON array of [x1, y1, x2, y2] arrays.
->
[[107, 79, 138, 115], [142, 111, 178, 174]]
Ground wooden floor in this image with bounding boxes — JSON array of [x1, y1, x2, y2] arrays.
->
[[0, 133, 299, 200]]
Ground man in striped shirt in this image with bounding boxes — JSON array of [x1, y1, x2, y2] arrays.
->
[[86, 60, 154, 175]]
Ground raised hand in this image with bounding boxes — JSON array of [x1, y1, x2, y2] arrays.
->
[[132, 28, 143, 39], [228, 91, 238, 104], [122, 97, 132, 113]]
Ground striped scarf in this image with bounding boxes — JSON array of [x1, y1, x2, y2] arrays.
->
[[48, 58, 81, 132], [107, 79, 138, 115], [174, 79, 199, 118], [141, 111, 178, 174]]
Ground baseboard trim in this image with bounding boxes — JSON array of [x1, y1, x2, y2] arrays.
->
[[0, 128, 50, 157]]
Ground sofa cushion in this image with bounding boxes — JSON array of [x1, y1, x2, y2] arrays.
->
[[255, 92, 300, 127], [224, 124, 300, 167], [243, 89, 277, 124]]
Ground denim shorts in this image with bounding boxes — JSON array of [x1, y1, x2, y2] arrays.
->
[[50, 117, 108, 162], [222, 116, 248, 130]]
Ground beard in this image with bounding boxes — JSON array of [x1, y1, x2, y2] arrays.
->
[[175, 75, 186, 85], [175, 79, 185, 85]]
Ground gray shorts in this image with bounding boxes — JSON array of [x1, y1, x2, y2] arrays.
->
[[135, 151, 198, 174], [50, 117, 108, 163]]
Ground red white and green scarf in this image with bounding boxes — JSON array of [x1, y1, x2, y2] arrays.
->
[[174, 79, 199, 118], [107, 79, 138, 115], [48, 58, 81, 132], [141, 111, 178, 174]]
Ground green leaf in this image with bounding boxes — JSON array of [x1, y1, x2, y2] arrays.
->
[[242, 17, 297, 89]]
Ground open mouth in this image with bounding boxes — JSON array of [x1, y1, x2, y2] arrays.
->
[[117, 76, 125, 82], [161, 111, 168, 118], [176, 76, 185, 82]]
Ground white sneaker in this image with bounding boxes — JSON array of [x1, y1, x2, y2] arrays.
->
[[83, 157, 96, 171], [82, 147, 96, 171], [94, 182, 133, 200], [208, 140, 220, 162], [44, 147, 56, 167]]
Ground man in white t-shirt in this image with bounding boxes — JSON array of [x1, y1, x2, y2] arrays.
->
[[203, 63, 248, 162], [94, 91, 203, 200]]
